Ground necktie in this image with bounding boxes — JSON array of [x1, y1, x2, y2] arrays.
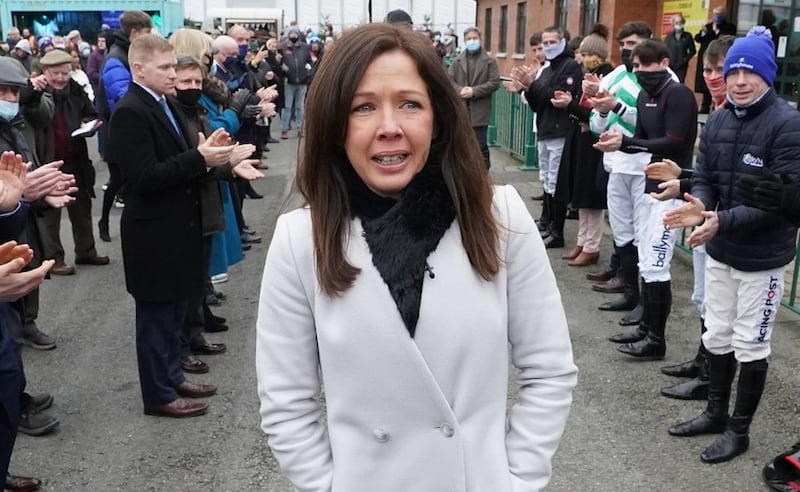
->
[[158, 97, 182, 137]]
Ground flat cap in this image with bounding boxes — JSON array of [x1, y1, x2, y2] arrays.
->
[[39, 48, 73, 66], [386, 9, 413, 25]]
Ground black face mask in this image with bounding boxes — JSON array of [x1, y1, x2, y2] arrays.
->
[[636, 70, 668, 96], [175, 88, 202, 106], [621, 49, 633, 71], [288, 36, 299, 43]]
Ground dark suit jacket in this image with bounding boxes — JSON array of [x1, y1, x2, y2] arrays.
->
[[105, 82, 207, 302]]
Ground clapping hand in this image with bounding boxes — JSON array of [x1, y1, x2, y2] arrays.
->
[[257, 85, 278, 102], [0, 151, 27, 212], [582, 73, 603, 97], [229, 143, 256, 166], [735, 171, 784, 213], [592, 130, 623, 152], [232, 159, 265, 180], [198, 129, 235, 167], [550, 90, 572, 108], [663, 193, 706, 229], [589, 90, 617, 113], [24, 160, 78, 201], [0, 240, 53, 302], [510, 65, 536, 90], [645, 159, 682, 181]]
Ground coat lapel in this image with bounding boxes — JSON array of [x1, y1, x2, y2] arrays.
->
[[132, 84, 189, 151]]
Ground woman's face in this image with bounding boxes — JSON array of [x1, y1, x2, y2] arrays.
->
[[70, 50, 80, 69], [266, 39, 277, 51], [345, 49, 434, 197]]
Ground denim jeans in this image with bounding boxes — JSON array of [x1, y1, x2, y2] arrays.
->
[[281, 83, 307, 132]]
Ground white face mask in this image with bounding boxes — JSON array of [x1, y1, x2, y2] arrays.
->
[[543, 38, 566, 60], [0, 100, 19, 121]]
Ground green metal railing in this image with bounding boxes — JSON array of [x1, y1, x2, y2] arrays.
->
[[489, 78, 800, 315], [488, 79, 538, 170]]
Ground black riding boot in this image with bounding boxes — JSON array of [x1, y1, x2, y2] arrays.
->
[[661, 319, 709, 400], [701, 359, 768, 463], [543, 198, 566, 248], [617, 281, 669, 360], [537, 194, 551, 233], [599, 242, 639, 311], [609, 279, 649, 343], [669, 351, 737, 436]]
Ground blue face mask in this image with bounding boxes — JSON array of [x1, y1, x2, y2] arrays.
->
[[465, 39, 481, 53], [238, 44, 248, 60], [223, 56, 238, 68], [714, 14, 725, 23], [543, 38, 566, 60], [0, 100, 19, 121]]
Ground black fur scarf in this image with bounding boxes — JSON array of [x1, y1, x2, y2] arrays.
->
[[346, 163, 456, 337]]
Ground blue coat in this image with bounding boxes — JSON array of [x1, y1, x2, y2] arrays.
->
[[693, 89, 800, 271]]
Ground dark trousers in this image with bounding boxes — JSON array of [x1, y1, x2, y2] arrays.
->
[[0, 306, 22, 479], [180, 236, 212, 357], [135, 299, 189, 407], [37, 192, 97, 262], [229, 181, 246, 233], [472, 126, 490, 168], [100, 161, 124, 225]]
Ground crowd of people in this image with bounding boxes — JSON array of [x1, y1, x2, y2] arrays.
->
[[0, 4, 799, 492]]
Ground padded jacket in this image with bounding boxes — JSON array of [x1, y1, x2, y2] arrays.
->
[[524, 51, 582, 140], [692, 89, 800, 271]]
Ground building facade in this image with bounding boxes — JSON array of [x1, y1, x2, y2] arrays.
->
[[477, 0, 800, 103]]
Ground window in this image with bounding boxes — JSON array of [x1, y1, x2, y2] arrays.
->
[[485, 8, 493, 51], [555, 0, 569, 29], [499, 5, 508, 53], [515, 2, 527, 54], [581, 0, 600, 35]]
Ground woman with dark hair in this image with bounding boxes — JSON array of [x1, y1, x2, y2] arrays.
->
[[255, 22, 576, 490]]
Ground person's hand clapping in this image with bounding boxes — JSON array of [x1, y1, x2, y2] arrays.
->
[[44, 195, 75, 208], [198, 129, 235, 167], [23, 160, 77, 200], [550, 90, 572, 108], [257, 85, 278, 102], [686, 211, 719, 248], [259, 101, 277, 118], [0, 151, 28, 212], [582, 73, 603, 97], [0, 240, 53, 302], [592, 130, 623, 152], [645, 159, 682, 181], [230, 89, 251, 114], [589, 90, 617, 113], [735, 171, 786, 213], [232, 159, 265, 180], [663, 193, 706, 229], [229, 143, 256, 166], [650, 179, 681, 201]]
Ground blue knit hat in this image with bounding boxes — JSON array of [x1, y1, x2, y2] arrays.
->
[[723, 26, 777, 85]]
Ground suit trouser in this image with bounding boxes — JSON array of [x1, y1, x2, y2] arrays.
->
[[37, 192, 97, 262], [702, 256, 783, 362], [181, 236, 212, 357], [0, 306, 22, 479], [606, 172, 647, 248], [135, 299, 189, 407]]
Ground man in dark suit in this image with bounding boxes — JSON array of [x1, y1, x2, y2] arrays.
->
[[105, 34, 235, 418], [694, 6, 736, 113]]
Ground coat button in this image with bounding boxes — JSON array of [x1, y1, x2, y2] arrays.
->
[[439, 423, 454, 438], [373, 427, 390, 443]]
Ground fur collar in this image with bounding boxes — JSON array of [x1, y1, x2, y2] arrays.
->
[[346, 163, 456, 337]]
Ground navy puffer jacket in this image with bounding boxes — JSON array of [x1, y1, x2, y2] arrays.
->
[[692, 89, 800, 271]]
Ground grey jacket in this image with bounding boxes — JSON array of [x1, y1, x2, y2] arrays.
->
[[447, 49, 500, 127]]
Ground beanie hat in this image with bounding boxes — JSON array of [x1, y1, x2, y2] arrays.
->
[[579, 33, 608, 59], [14, 39, 32, 55], [38, 36, 53, 53], [723, 26, 777, 85], [386, 9, 413, 25], [0, 57, 31, 87]]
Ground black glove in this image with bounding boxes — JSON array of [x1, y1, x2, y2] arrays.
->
[[242, 104, 262, 118], [735, 172, 784, 213], [230, 89, 251, 114]]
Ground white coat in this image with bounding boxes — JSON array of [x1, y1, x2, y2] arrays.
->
[[256, 185, 577, 492]]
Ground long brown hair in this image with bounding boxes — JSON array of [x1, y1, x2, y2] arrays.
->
[[297, 22, 499, 296]]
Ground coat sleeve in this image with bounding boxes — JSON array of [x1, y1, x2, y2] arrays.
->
[[716, 113, 800, 234], [256, 213, 333, 492], [101, 58, 131, 113], [471, 58, 501, 99], [501, 186, 577, 491], [106, 105, 207, 194]]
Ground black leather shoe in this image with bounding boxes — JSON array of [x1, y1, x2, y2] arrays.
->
[[267, 137, 280, 144], [661, 377, 709, 400], [701, 429, 749, 463], [608, 326, 647, 344], [543, 233, 564, 249], [587, 269, 615, 282], [662, 358, 700, 378], [617, 336, 666, 360], [181, 355, 209, 374], [619, 304, 643, 326], [98, 220, 110, 242], [204, 322, 229, 333], [191, 342, 227, 355], [598, 296, 638, 311], [592, 276, 625, 294]]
